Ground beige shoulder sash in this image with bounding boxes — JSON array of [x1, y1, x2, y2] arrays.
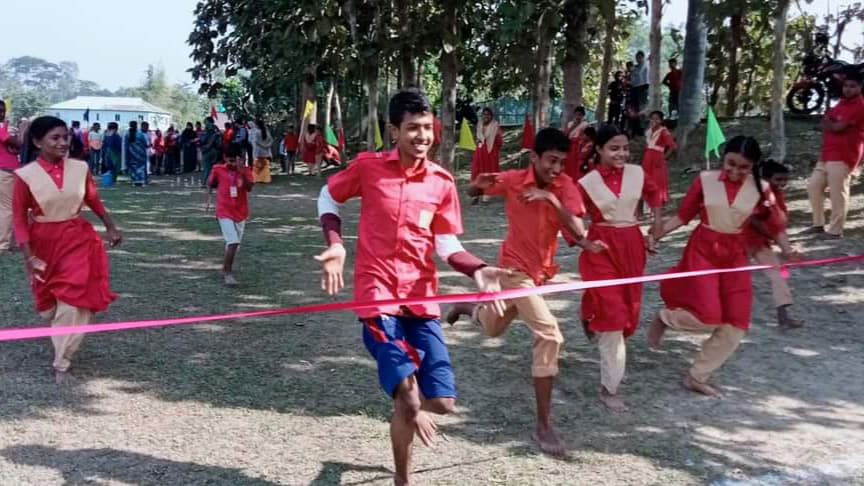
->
[[15, 159, 88, 223], [578, 164, 643, 226], [700, 170, 762, 233]]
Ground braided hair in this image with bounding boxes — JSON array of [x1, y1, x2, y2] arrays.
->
[[722, 135, 764, 202]]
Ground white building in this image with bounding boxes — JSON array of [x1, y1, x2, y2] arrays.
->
[[47, 96, 172, 130]]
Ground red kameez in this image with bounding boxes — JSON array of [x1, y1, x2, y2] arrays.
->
[[470, 125, 502, 181], [641, 127, 676, 204], [578, 164, 661, 337], [13, 159, 116, 313], [660, 173, 783, 331]]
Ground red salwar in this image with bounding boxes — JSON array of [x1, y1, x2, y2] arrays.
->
[[641, 126, 676, 204], [660, 172, 783, 331], [578, 164, 660, 337], [12, 159, 116, 313]]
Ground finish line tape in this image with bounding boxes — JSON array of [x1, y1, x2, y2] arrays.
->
[[1, 254, 862, 343]]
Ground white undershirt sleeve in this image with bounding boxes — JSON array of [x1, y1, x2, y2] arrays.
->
[[317, 185, 341, 218], [435, 234, 466, 261]]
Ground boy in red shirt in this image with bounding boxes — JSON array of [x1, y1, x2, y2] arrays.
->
[[282, 125, 299, 174], [746, 160, 803, 330], [806, 72, 864, 238], [448, 128, 605, 455], [208, 145, 254, 286], [315, 88, 508, 486], [662, 58, 683, 116]]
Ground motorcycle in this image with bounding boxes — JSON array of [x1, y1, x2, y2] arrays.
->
[[787, 34, 864, 115]]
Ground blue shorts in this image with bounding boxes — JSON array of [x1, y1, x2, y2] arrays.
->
[[362, 315, 456, 400]]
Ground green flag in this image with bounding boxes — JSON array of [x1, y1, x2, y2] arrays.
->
[[458, 119, 476, 151], [374, 119, 384, 150], [324, 124, 338, 146], [705, 106, 725, 159]]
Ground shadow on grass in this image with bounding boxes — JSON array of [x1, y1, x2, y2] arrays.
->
[[1, 445, 278, 485]]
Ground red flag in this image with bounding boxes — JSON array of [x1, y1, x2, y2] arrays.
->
[[337, 128, 346, 148], [210, 105, 218, 120], [521, 114, 535, 150]]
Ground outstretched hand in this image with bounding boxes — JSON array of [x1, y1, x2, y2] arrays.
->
[[314, 244, 347, 295], [473, 266, 510, 317], [473, 173, 502, 190]]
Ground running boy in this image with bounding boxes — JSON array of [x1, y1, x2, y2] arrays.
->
[[447, 128, 606, 455], [315, 88, 508, 486], [208, 145, 254, 286], [745, 160, 803, 329]]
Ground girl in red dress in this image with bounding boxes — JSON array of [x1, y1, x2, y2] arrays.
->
[[641, 111, 677, 205], [470, 107, 503, 203], [647, 136, 797, 397], [576, 123, 663, 411], [564, 106, 589, 180], [13, 116, 122, 384]]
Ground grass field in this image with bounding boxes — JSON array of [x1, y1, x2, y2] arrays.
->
[[1, 116, 863, 485]]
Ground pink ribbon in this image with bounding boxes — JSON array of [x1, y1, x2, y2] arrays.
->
[[1, 254, 861, 343]]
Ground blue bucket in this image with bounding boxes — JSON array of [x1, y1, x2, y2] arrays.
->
[[101, 172, 114, 187]]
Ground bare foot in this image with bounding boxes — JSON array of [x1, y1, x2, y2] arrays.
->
[[532, 425, 566, 457], [646, 314, 667, 350], [599, 387, 628, 411], [777, 305, 804, 330], [683, 374, 721, 397], [414, 410, 438, 447], [445, 303, 476, 326], [53, 368, 73, 385]]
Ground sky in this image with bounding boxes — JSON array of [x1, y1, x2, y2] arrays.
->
[[1, 0, 862, 92]]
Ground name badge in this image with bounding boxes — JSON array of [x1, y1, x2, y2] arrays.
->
[[229, 186, 239, 198], [418, 209, 433, 230]]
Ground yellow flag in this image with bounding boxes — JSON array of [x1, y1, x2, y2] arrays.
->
[[3, 97, 10, 118], [303, 100, 315, 120], [374, 118, 384, 150], [458, 119, 475, 151]]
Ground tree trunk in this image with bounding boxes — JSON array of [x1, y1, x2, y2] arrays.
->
[[561, 0, 588, 127], [325, 78, 335, 128], [365, 66, 379, 151], [724, 13, 743, 117], [439, 0, 461, 171], [676, 0, 708, 148], [769, 0, 790, 161], [648, 0, 663, 111], [595, 1, 616, 123], [395, 0, 416, 88], [532, 8, 557, 129]]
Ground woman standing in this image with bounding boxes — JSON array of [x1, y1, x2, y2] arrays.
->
[[576, 123, 663, 411], [125, 121, 149, 186], [13, 116, 122, 383], [470, 107, 503, 204], [101, 122, 122, 185], [641, 111, 677, 206], [250, 119, 273, 183], [648, 136, 795, 397], [181, 122, 198, 174]]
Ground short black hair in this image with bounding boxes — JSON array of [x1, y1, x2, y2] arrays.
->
[[389, 87, 432, 127], [107, 122, 118, 130], [762, 159, 790, 178], [649, 110, 665, 120], [844, 68, 862, 84], [533, 128, 570, 156], [636, 50, 645, 57], [583, 126, 597, 141], [71, 120, 80, 128], [668, 57, 678, 63], [225, 144, 243, 158], [574, 106, 586, 116]]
